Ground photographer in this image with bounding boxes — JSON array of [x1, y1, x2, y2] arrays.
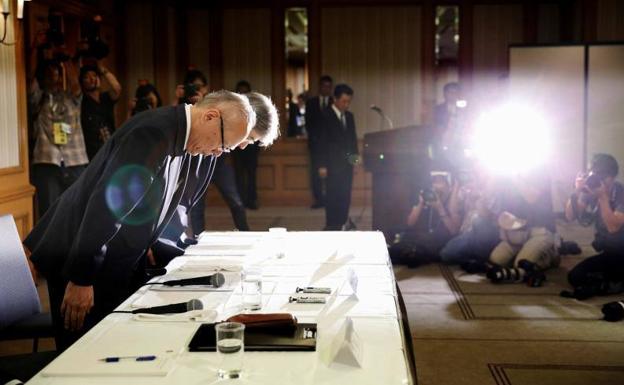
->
[[130, 81, 162, 116], [486, 171, 558, 284], [28, 40, 88, 217], [564, 154, 624, 299], [79, 60, 121, 160], [389, 173, 461, 268], [439, 170, 500, 267]]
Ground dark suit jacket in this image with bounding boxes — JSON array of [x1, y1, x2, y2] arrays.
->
[[318, 108, 358, 171], [152, 154, 216, 262], [305, 96, 332, 144], [25, 105, 192, 287]]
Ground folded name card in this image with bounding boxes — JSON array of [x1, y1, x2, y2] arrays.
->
[[328, 317, 363, 368]]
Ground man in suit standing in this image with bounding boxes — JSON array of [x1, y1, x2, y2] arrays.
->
[[305, 75, 333, 209], [23, 90, 256, 350], [319, 84, 359, 231]]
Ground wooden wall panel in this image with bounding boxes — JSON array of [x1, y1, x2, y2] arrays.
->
[[321, 6, 422, 135], [537, 3, 560, 44], [0, 4, 35, 238], [123, 2, 154, 96], [187, 8, 211, 78], [596, 0, 624, 41], [222, 8, 272, 94], [471, 4, 523, 110]]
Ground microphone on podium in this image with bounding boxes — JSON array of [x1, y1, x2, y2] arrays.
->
[[131, 299, 203, 314], [369, 104, 394, 130], [162, 272, 226, 287]]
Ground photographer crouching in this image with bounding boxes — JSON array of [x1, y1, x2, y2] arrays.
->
[[563, 154, 624, 299], [389, 172, 461, 268]]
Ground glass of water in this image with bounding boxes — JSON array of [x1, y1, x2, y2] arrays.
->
[[269, 227, 287, 259], [216, 322, 245, 379], [242, 265, 262, 311]]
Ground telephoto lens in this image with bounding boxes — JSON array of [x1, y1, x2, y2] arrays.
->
[[486, 266, 525, 283], [420, 189, 437, 204], [601, 301, 624, 322], [585, 172, 602, 190]]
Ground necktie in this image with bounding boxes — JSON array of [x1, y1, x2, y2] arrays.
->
[[322, 97, 326, 109], [340, 113, 346, 129]]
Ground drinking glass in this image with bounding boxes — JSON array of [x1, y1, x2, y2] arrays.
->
[[216, 322, 245, 379], [242, 265, 262, 311]]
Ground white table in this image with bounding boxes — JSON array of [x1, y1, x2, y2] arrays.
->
[[27, 231, 414, 385]]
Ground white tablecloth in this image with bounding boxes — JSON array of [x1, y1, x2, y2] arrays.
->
[[27, 231, 412, 385]]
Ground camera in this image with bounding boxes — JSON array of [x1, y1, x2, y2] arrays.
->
[[77, 16, 109, 60], [455, 170, 472, 185], [584, 172, 602, 190], [420, 189, 437, 205], [133, 97, 153, 114], [183, 83, 200, 101]]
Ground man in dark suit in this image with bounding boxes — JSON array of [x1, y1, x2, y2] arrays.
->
[[153, 92, 280, 262], [319, 84, 359, 231], [23, 90, 256, 350], [305, 75, 333, 209]]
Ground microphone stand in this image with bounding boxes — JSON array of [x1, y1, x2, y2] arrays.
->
[[370, 105, 394, 131]]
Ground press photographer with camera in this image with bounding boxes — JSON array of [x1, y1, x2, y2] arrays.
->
[[439, 169, 501, 268], [28, 35, 88, 218], [130, 81, 162, 116], [485, 170, 558, 285], [79, 60, 121, 161], [563, 154, 624, 299], [389, 172, 461, 268]]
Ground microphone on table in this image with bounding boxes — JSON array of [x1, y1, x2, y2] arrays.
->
[[161, 272, 225, 287], [131, 299, 203, 314]]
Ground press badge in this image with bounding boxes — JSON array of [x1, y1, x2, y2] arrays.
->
[[53, 122, 71, 145]]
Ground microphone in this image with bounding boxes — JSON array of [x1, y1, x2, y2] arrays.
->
[[369, 104, 394, 130], [162, 272, 225, 287], [132, 299, 203, 314]]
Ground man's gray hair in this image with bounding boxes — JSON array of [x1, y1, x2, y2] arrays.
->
[[196, 90, 256, 134], [246, 92, 280, 147]]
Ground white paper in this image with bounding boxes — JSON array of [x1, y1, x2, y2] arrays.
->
[[328, 317, 364, 368]]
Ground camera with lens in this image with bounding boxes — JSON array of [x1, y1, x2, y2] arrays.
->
[[183, 83, 200, 101], [38, 10, 71, 63], [584, 172, 603, 190], [133, 97, 153, 114], [420, 189, 438, 205], [77, 16, 110, 60]]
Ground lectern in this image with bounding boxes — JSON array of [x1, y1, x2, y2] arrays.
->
[[363, 126, 432, 241]]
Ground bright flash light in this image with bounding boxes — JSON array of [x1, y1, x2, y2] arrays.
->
[[470, 104, 551, 175], [456, 99, 467, 109]]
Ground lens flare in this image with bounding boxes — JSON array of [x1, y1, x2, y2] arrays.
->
[[469, 103, 551, 175], [105, 165, 162, 225]]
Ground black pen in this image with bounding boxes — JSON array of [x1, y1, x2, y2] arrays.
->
[[100, 355, 157, 363]]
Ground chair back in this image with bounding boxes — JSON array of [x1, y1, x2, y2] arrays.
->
[[0, 215, 41, 329]]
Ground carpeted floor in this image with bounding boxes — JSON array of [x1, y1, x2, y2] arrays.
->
[[3, 205, 624, 385]]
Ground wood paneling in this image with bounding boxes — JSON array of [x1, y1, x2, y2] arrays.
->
[[471, 4, 523, 110], [596, 0, 624, 41], [222, 8, 272, 94], [0, 0, 21, 170], [0, 5, 34, 238], [537, 3, 560, 43], [123, 1, 154, 112], [207, 139, 371, 206], [321, 6, 423, 136], [187, 8, 211, 77]]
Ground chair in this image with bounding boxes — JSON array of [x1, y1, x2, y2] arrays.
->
[[0, 214, 54, 351]]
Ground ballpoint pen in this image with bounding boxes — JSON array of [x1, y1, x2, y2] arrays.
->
[[100, 355, 157, 363]]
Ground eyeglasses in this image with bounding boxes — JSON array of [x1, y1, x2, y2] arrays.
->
[[219, 116, 231, 153]]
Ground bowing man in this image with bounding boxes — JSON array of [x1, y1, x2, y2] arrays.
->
[[23, 90, 256, 350]]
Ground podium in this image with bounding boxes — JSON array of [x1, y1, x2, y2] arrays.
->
[[363, 126, 432, 241]]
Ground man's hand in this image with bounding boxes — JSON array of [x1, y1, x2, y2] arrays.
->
[[595, 181, 610, 203], [318, 167, 328, 179], [61, 282, 94, 332], [146, 248, 157, 266], [575, 172, 587, 193]]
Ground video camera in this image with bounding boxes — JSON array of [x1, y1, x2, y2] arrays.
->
[[37, 9, 71, 63], [77, 15, 109, 60]]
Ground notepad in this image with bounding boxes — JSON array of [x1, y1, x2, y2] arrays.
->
[[188, 323, 317, 352]]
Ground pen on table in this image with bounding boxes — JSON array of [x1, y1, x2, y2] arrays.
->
[[100, 355, 157, 363]]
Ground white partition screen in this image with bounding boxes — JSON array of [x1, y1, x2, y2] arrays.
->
[[509, 46, 586, 211], [587, 45, 624, 176]]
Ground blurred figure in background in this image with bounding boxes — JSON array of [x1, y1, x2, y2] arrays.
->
[[130, 81, 162, 116], [233, 80, 260, 210], [287, 89, 306, 138]]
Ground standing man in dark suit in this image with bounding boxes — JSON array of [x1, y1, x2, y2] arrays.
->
[[23, 90, 256, 350], [305, 75, 333, 209], [319, 84, 359, 231]]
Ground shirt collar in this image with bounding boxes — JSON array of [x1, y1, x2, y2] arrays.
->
[[184, 104, 191, 151], [332, 104, 343, 120]]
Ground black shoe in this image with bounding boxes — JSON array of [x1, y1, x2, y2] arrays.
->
[[310, 202, 324, 209], [245, 202, 258, 210], [460, 260, 490, 274]]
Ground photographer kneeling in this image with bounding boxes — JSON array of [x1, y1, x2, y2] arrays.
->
[[564, 154, 624, 299], [486, 171, 558, 286], [389, 173, 461, 268]]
